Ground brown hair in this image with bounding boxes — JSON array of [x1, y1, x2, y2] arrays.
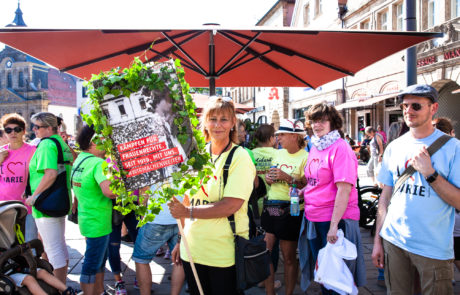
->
[[31, 112, 58, 133], [200, 97, 238, 143], [255, 124, 275, 144], [306, 103, 343, 131], [1, 113, 26, 130], [296, 134, 306, 149], [433, 117, 454, 135]]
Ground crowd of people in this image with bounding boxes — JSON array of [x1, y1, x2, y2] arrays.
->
[[0, 83, 459, 295]]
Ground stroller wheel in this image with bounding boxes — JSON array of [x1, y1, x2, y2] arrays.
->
[[0, 274, 15, 295]]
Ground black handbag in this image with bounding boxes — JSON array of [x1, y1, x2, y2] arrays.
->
[[223, 146, 271, 291], [33, 137, 71, 217]]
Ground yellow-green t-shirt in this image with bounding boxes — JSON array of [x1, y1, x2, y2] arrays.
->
[[71, 152, 113, 238], [267, 148, 308, 202], [180, 144, 256, 267], [29, 135, 73, 218], [252, 147, 277, 189]]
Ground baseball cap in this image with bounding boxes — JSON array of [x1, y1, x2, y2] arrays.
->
[[396, 84, 438, 103]]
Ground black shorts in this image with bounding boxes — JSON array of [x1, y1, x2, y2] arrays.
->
[[454, 237, 460, 260], [260, 207, 303, 241]]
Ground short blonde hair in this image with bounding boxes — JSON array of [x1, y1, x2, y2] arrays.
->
[[200, 97, 238, 143], [31, 112, 58, 133]]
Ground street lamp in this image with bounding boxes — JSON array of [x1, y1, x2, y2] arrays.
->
[[338, 0, 348, 23]]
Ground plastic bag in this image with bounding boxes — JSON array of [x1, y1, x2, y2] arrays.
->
[[314, 229, 358, 295]]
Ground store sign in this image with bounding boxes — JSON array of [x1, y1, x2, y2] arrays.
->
[[246, 106, 265, 114], [351, 89, 368, 100], [268, 87, 279, 100], [444, 48, 460, 60], [417, 55, 437, 67]]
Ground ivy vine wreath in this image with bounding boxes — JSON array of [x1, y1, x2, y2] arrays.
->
[[83, 58, 213, 226]]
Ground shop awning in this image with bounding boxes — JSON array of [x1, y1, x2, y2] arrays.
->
[[335, 91, 401, 110]]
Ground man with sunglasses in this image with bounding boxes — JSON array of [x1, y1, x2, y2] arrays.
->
[[371, 84, 460, 294]]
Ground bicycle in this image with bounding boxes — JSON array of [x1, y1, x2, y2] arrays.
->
[[357, 178, 382, 236]]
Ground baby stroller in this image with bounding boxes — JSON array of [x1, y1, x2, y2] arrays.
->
[[0, 201, 59, 294]]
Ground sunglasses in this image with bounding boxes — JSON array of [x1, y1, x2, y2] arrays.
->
[[209, 96, 232, 102], [32, 124, 48, 130], [399, 102, 431, 111], [4, 126, 24, 134]]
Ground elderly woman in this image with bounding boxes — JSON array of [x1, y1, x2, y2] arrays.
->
[[261, 119, 308, 295], [71, 125, 117, 295], [25, 112, 73, 284], [168, 96, 256, 295], [0, 113, 37, 242], [299, 103, 366, 294]]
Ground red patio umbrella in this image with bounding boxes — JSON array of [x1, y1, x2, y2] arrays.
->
[[0, 26, 441, 94]]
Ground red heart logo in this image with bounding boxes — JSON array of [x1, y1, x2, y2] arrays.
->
[[7, 162, 23, 175], [280, 164, 293, 171]]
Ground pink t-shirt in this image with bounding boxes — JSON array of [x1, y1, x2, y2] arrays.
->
[[0, 143, 36, 214], [303, 138, 360, 222]]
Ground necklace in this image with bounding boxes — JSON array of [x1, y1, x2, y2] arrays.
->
[[210, 140, 232, 164]]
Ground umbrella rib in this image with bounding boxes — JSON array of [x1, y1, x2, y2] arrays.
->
[[216, 32, 261, 77], [60, 30, 201, 72], [225, 30, 354, 76], [219, 49, 272, 76], [162, 32, 208, 77], [149, 31, 204, 62], [148, 48, 201, 74], [218, 31, 314, 87]]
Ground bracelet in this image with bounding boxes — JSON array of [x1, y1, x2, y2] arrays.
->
[[190, 205, 195, 221]]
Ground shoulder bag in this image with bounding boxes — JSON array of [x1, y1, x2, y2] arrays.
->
[[224, 146, 271, 291], [33, 137, 71, 217]]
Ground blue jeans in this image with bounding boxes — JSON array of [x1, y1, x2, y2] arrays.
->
[[132, 223, 178, 264], [108, 211, 138, 275], [308, 220, 346, 295], [81, 234, 110, 284]]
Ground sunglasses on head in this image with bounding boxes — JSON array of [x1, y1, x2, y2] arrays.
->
[[399, 102, 431, 111], [4, 126, 24, 134]]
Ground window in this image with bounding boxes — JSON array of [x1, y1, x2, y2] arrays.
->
[[394, 2, 404, 30], [378, 10, 389, 30], [315, 0, 322, 17], [82, 86, 88, 98], [452, 0, 460, 18], [428, 0, 438, 27], [115, 100, 127, 116], [18, 72, 24, 87], [304, 4, 310, 26], [102, 105, 110, 119], [7, 73, 12, 88], [293, 106, 310, 123], [360, 20, 370, 30], [139, 97, 147, 109]]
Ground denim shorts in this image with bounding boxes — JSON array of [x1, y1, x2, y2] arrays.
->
[[80, 234, 110, 284], [132, 223, 178, 264]]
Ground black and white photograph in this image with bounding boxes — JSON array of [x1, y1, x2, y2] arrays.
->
[[100, 62, 194, 190]]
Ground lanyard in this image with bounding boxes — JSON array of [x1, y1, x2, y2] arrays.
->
[[209, 140, 232, 164]]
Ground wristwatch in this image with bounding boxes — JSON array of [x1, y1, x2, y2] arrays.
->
[[425, 171, 439, 184]]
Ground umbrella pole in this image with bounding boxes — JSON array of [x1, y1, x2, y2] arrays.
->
[[176, 220, 204, 295]]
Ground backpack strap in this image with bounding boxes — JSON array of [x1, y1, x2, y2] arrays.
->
[[222, 146, 240, 235], [37, 137, 65, 164], [393, 134, 452, 194], [70, 155, 95, 188]]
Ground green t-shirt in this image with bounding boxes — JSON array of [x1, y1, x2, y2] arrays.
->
[[267, 148, 308, 202], [29, 134, 73, 218], [71, 152, 112, 238]]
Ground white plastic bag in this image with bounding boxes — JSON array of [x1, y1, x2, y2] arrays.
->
[[314, 229, 358, 295]]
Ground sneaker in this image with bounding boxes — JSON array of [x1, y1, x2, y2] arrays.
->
[[133, 278, 139, 290], [156, 247, 165, 256], [114, 280, 127, 295], [164, 249, 171, 259]]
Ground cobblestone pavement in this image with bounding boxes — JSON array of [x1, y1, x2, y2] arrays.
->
[[64, 163, 460, 294]]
